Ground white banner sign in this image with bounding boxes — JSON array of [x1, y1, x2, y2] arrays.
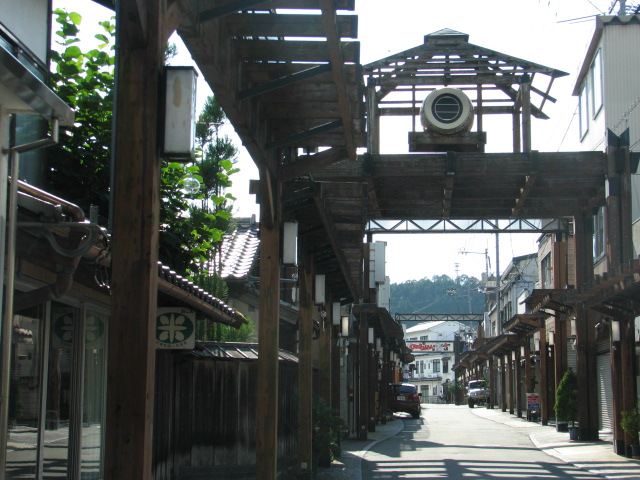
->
[[156, 308, 196, 349]]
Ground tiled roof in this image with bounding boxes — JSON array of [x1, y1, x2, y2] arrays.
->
[[220, 218, 259, 280], [157, 263, 246, 327], [187, 341, 298, 362]]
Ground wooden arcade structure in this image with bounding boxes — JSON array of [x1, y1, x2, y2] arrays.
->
[[104, 1, 637, 478]]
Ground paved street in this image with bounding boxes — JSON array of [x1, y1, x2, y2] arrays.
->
[[363, 405, 600, 479], [319, 404, 640, 480]]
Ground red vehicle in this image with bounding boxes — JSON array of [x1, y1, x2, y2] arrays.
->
[[389, 383, 421, 418]]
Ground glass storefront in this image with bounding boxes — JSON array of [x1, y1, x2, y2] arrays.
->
[[4, 301, 108, 479]]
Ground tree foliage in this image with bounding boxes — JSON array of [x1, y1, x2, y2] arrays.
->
[[47, 10, 237, 280], [554, 368, 578, 425], [390, 274, 484, 315], [46, 9, 115, 226]]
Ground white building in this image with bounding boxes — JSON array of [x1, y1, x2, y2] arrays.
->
[[404, 321, 467, 401]]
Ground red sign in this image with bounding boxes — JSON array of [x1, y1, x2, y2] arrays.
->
[[408, 342, 452, 352]]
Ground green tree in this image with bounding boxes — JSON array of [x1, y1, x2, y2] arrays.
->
[[47, 10, 237, 279], [554, 368, 578, 425], [390, 274, 484, 315], [46, 9, 115, 226]]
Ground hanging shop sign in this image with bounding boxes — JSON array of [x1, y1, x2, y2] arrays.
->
[[156, 308, 196, 349], [408, 341, 453, 353]]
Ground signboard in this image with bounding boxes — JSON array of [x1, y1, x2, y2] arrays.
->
[[526, 392, 540, 410], [156, 308, 196, 349], [408, 341, 453, 353]]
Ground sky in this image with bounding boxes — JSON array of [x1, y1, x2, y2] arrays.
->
[[56, 0, 616, 283]]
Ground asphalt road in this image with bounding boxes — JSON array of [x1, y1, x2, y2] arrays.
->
[[361, 404, 603, 479]]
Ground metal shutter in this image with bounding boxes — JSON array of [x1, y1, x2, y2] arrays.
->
[[596, 351, 613, 433]]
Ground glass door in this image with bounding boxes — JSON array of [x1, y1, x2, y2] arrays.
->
[[4, 301, 108, 479], [5, 305, 47, 479]]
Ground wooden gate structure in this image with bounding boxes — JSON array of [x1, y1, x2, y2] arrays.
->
[[104, 1, 637, 479]]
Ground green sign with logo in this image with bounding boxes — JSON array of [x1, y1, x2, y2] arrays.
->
[[156, 308, 195, 349]]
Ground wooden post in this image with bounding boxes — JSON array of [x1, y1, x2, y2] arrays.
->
[[508, 355, 515, 415], [521, 79, 532, 152], [575, 305, 599, 440], [331, 325, 341, 412], [539, 326, 548, 425], [606, 129, 633, 270], [620, 315, 638, 448], [488, 355, 495, 408], [368, 341, 376, 431], [105, 1, 166, 477], [606, 142, 622, 270], [366, 81, 379, 154], [573, 213, 598, 440], [524, 340, 531, 417], [297, 259, 314, 475], [515, 348, 522, 418], [476, 84, 483, 133], [380, 345, 388, 422], [500, 356, 507, 412], [358, 314, 369, 440], [512, 108, 521, 153], [319, 297, 332, 412], [256, 171, 281, 479], [553, 318, 567, 397]]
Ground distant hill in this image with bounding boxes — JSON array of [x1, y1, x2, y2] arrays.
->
[[390, 274, 485, 316]]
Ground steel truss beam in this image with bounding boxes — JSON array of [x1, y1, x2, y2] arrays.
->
[[395, 313, 484, 323], [367, 218, 569, 234]]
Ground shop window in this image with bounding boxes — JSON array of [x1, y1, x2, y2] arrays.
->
[[579, 83, 589, 140], [591, 49, 603, 118], [594, 206, 605, 260], [541, 254, 552, 289]]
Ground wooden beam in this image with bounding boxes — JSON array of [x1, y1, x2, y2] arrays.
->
[[281, 147, 348, 181], [313, 185, 362, 302], [265, 120, 342, 150], [120, 0, 148, 47], [237, 64, 333, 100], [199, 0, 265, 22], [320, 0, 358, 161], [226, 12, 358, 38], [105, 0, 163, 478], [442, 152, 455, 218], [511, 155, 538, 217]]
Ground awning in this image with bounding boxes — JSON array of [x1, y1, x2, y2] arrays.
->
[[0, 42, 74, 125], [503, 314, 543, 336], [524, 288, 574, 316], [483, 333, 522, 357], [352, 303, 414, 362]]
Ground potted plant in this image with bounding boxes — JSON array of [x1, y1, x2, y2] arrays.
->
[[312, 396, 345, 475], [447, 381, 462, 405], [620, 406, 640, 458], [554, 368, 579, 439]]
